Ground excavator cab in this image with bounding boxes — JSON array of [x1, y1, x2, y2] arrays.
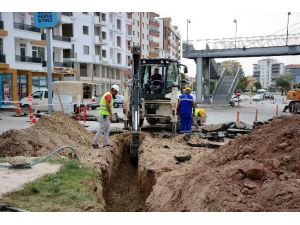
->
[[139, 58, 182, 99]]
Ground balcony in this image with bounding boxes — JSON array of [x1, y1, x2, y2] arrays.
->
[[61, 12, 73, 16], [0, 21, 3, 29], [53, 35, 71, 42], [15, 55, 42, 63], [0, 54, 6, 63], [14, 22, 41, 33], [54, 61, 73, 67]]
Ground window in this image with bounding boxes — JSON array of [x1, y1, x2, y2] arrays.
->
[[32, 46, 38, 58], [147, 34, 149, 40], [137, 32, 139, 38], [142, 44, 144, 50], [101, 13, 106, 22], [83, 26, 89, 35], [117, 53, 121, 64], [83, 45, 89, 55], [133, 31, 135, 36], [142, 33, 144, 39], [0, 39, 3, 55], [101, 32, 106, 40], [82, 12, 88, 15], [94, 27, 100, 35], [117, 36, 121, 47], [137, 21, 139, 27], [102, 49, 106, 58], [142, 22, 144, 28], [117, 19, 121, 30]]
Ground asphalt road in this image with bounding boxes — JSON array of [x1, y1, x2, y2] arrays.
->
[[0, 94, 289, 134]]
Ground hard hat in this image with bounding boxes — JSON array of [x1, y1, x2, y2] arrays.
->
[[111, 84, 120, 93], [185, 87, 192, 92]]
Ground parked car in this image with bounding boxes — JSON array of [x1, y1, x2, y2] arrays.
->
[[113, 95, 124, 108], [263, 92, 274, 100], [20, 89, 53, 111], [231, 95, 242, 102], [252, 94, 263, 101]]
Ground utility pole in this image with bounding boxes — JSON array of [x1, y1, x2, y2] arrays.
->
[[187, 19, 191, 50], [286, 12, 291, 46], [234, 19, 237, 48]]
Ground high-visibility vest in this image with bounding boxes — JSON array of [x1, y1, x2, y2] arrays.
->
[[194, 108, 206, 118], [99, 92, 113, 115]]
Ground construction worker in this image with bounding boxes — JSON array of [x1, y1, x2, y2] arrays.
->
[[193, 108, 207, 129], [92, 84, 120, 149], [177, 87, 195, 134]]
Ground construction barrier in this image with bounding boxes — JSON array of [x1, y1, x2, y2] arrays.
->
[[276, 105, 279, 117], [236, 111, 240, 122], [254, 109, 258, 122]]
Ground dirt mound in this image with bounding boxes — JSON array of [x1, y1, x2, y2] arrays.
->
[[0, 112, 93, 157], [145, 115, 300, 211]]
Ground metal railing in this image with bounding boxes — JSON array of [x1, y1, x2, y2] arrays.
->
[[0, 54, 5, 63], [53, 61, 72, 67], [15, 55, 42, 63], [61, 12, 73, 16], [52, 35, 71, 42], [14, 22, 40, 33], [0, 21, 3, 29], [184, 33, 300, 51]]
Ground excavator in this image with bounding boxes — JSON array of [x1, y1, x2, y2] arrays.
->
[[284, 89, 300, 113], [123, 45, 188, 163]]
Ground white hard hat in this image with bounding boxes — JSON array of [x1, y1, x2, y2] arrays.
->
[[111, 84, 120, 93]]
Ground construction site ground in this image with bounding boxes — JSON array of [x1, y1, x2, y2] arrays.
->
[[0, 98, 299, 212]]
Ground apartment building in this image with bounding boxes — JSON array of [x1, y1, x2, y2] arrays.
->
[[0, 12, 180, 107], [252, 58, 284, 88], [285, 64, 300, 85]]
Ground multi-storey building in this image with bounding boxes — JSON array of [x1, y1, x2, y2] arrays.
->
[[285, 64, 300, 85], [0, 12, 181, 108], [252, 58, 284, 88]]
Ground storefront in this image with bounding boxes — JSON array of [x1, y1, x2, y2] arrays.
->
[[0, 67, 64, 108], [0, 72, 13, 107]]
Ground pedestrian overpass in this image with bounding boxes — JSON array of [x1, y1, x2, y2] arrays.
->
[[182, 33, 300, 105]]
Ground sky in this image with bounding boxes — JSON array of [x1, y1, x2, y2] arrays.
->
[[3, 0, 300, 78], [157, 11, 300, 77]]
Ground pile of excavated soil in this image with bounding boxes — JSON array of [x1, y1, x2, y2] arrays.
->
[[0, 112, 130, 208], [142, 115, 300, 211]]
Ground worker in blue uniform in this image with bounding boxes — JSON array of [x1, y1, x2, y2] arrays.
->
[[177, 87, 195, 134]]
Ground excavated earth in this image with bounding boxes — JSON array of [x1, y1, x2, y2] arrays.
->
[[0, 112, 299, 211]]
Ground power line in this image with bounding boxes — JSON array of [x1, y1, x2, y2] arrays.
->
[[268, 21, 300, 36]]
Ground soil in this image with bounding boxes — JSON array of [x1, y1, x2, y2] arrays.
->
[[1, 112, 300, 212], [142, 115, 300, 211]]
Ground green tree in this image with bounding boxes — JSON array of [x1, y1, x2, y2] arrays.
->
[[210, 80, 216, 94], [253, 80, 262, 91], [276, 74, 293, 95], [236, 76, 248, 92]]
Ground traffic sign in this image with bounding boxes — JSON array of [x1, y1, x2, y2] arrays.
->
[[236, 92, 241, 97], [28, 96, 33, 102], [34, 12, 60, 28]]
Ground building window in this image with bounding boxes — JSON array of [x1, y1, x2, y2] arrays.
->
[[83, 26, 89, 35], [137, 32, 139, 38], [82, 12, 88, 15], [83, 45, 89, 55], [142, 44, 144, 50], [101, 32, 106, 40], [117, 19, 121, 30], [142, 22, 144, 28], [137, 21, 139, 27], [32, 46, 44, 60], [147, 34, 149, 40], [133, 31, 135, 36], [0, 39, 3, 55], [102, 49, 106, 58], [117, 53, 121, 64], [117, 36, 121, 47], [101, 13, 106, 22], [142, 33, 144, 39]]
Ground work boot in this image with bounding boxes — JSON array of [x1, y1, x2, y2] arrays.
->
[[92, 144, 100, 149]]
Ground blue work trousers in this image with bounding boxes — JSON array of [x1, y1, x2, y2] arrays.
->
[[179, 113, 192, 134]]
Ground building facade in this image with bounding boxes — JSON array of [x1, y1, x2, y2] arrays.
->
[[0, 12, 181, 108], [252, 58, 284, 88], [285, 64, 300, 85]]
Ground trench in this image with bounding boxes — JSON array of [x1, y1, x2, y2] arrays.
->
[[102, 135, 155, 212]]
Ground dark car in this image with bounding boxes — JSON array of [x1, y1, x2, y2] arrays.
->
[[263, 92, 274, 100]]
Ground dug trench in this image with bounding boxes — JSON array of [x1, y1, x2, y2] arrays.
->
[[101, 133, 155, 212]]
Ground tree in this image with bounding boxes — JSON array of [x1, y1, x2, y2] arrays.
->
[[236, 76, 248, 92], [253, 80, 262, 91], [276, 74, 293, 95]]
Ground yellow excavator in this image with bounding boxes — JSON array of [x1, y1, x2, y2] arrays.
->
[[284, 89, 300, 113]]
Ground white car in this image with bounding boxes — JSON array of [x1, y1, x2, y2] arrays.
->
[[252, 94, 263, 102]]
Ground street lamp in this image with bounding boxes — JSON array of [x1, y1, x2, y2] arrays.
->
[[233, 19, 237, 48], [286, 12, 291, 46], [187, 19, 191, 50]]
